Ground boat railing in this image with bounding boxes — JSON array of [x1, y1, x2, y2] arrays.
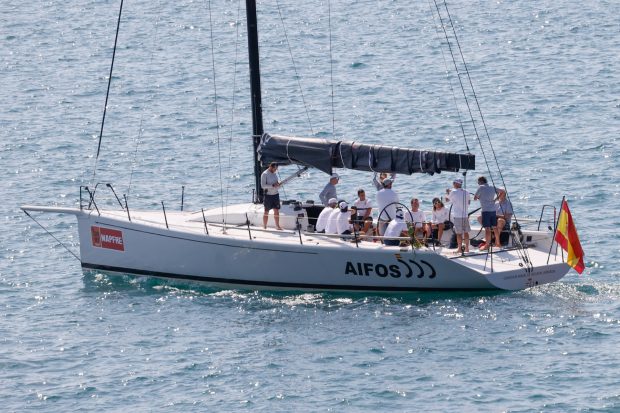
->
[[79, 185, 99, 215], [80, 183, 126, 213], [536, 204, 557, 231], [163, 216, 416, 249]]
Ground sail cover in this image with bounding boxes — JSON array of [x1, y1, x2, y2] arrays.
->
[[258, 133, 475, 175]]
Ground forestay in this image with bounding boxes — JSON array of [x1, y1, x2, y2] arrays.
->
[[258, 133, 475, 175]]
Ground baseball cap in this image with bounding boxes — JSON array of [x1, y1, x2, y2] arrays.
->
[[328, 197, 337, 205], [382, 178, 393, 187], [339, 201, 348, 211], [453, 178, 463, 185], [331, 173, 340, 179], [395, 208, 404, 219]]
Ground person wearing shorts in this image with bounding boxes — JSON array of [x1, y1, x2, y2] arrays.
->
[[261, 162, 282, 230], [474, 176, 504, 249], [445, 178, 471, 253]]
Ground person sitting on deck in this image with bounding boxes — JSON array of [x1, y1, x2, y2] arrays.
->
[[383, 209, 408, 246], [405, 198, 430, 240], [352, 188, 373, 234], [495, 189, 513, 245], [430, 197, 449, 244], [324, 199, 343, 234], [335, 201, 353, 239], [315, 197, 338, 233], [319, 173, 339, 205]]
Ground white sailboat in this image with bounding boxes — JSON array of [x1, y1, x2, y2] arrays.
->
[[22, 0, 573, 292]]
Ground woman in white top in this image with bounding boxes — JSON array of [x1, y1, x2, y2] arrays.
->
[[431, 197, 449, 242], [405, 198, 430, 239]]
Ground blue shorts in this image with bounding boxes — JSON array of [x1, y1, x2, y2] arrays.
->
[[264, 194, 281, 211], [481, 211, 497, 228]]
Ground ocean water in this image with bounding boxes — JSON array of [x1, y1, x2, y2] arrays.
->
[[1, 0, 620, 411]]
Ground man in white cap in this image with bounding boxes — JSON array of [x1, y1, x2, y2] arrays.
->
[[315, 197, 338, 233], [376, 177, 399, 235], [319, 173, 339, 205], [445, 177, 470, 253], [325, 199, 342, 234], [335, 201, 353, 237], [383, 208, 408, 246]]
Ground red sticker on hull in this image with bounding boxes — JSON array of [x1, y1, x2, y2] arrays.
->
[[91, 226, 125, 251]]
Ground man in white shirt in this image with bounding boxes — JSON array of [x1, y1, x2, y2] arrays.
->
[[335, 201, 353, 237], [376, 178, 399, 235], [324, 201, 342, 234], [353, 188, 373, 234], [405, 198, 430, 240], [315, 198, 337, 233], [384, 209, 408, 246], [445, 178, 471, 253]]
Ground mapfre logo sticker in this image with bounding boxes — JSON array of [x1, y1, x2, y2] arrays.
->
[[91, 226, 125, 251]]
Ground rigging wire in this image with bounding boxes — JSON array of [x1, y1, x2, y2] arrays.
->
[[432, 0, 485, 164], [327, 0, 336, 137], [441, 2, 509, 194], [223, 0, 244, 221], [205, 0, 226, 220], [434, 0, 532, 268], [440, 1, 531, 268], [23, 211, 81, 262], [426, 0, 469, 152], [274, 0, 314, 136], [91, 0, 124, 185], [127, 0, 164, 200]]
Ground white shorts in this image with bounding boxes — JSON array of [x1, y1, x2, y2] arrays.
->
[[453, 217, 471, 234]]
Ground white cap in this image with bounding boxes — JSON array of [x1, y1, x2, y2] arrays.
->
[[328, 197, 337, 205], [339, 201, 348, 210], [331, 173, 340, 180], [453, 178, 463, 185], [382, 178, 393, 187]]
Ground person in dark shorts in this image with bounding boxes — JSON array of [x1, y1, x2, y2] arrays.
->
[[474, 176, 504, 249], [261, 162, 282, 230]]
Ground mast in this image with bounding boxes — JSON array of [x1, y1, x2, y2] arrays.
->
[[246, 0, 265, 203]]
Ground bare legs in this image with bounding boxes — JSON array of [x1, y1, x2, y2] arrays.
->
[[263, 208, 282, 230], [436, 223, 444, 242], [456, 231, 469, 253], [274, 209, 281, 230]]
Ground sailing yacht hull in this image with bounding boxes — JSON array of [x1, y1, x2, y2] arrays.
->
[[25, 206, 570, 292]]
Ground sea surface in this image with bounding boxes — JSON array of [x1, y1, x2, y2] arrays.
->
[[1, 0, 619, 411]]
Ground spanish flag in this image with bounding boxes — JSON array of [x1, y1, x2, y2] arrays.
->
[[555, 199, 585, 274]]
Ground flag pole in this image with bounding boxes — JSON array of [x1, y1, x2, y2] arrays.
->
[[547, 195, 565, 265]]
